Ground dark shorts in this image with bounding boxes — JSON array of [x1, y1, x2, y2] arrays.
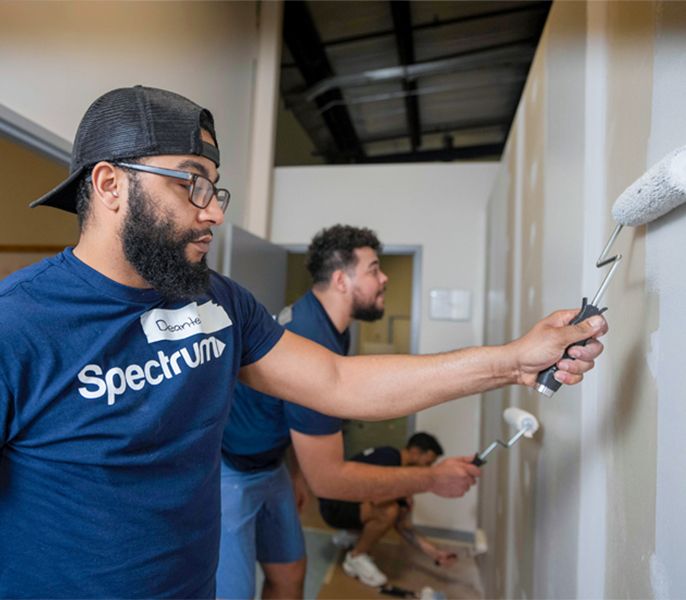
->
[[319, 498, 363, 530]]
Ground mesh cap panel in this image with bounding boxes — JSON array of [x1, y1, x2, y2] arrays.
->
[[31, 85, 220, 214]]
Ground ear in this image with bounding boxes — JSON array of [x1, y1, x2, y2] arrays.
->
[[330, 269, 350, 294], [90, 161, 124, 212]]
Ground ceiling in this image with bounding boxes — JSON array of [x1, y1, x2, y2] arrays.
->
[[279, 0, 551, 164]]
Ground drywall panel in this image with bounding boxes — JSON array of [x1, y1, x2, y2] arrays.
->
[[482, 1, 686, 598], [645, 2, 686, 597], [480, 159, 512, 599], [271, 162, 498, 532], [0, 1, 259, 227], [601, 3, 658, 598], [482, 4, 590, 597], [530, 4, 587, 599]]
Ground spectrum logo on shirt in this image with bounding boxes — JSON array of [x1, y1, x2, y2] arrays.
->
[[78, 336, 226, 405], [140, 301, 232, 343]]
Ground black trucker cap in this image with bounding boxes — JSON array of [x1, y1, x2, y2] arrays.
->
[[30, 85, 220, 214]]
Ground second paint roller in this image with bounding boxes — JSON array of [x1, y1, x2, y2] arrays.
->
[[536, 145, 686, 397], [472, 407, 539, 466]]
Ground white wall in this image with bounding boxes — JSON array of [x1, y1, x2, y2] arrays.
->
[[271, 162, 498, 532], [0, 0, 259, 228]]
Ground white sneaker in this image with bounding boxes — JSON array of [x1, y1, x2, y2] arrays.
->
[[331, 529, 359, 549], [342, 551, 388, 587]]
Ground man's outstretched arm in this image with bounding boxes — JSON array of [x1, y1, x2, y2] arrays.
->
[[240, 309, 608, 421], [290, 430, 479, 502]]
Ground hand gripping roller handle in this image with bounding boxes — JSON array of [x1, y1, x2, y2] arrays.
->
[[535, 224, 622, 397]]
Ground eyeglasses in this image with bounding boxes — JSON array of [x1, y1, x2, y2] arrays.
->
[[115, 162, 230, 213]]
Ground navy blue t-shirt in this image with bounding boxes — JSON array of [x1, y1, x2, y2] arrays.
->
[[0, 248, 284, 598], [222, 290, 349, 469], [349, 446, 402, 467]]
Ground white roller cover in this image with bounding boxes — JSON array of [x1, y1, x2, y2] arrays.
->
[[503, 407, 540, 438], [612, 145, 686, 226]]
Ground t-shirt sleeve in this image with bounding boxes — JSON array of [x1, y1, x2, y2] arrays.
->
[[284, 400, 343, 436], [230, 282, 285, 367]]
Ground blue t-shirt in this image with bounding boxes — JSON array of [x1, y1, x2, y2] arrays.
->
[[350, 446, 402, 467], [0, 248, 284, 598], [222, 290, 349, 469]]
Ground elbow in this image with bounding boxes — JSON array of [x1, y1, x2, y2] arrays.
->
[[308, 479, 331, 499], [304, 471, 341, 499], [309, 479, 355, 500]]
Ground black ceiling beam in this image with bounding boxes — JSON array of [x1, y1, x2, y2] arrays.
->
[[323, 2, 550, 48], [360, 143, 505, 163], [390, 0, 421, 151], [282, 1, 364, 162], [360, 118, 509, 145]]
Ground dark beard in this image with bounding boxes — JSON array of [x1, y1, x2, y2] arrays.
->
[[121, 177, 210, 301], [352, 302, 384, 322]]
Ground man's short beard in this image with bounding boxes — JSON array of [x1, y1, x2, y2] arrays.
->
[[121, 176, 211, 301], [352, 299, 384, 322]]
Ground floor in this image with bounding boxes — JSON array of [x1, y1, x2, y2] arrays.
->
[[298, 493, 485, 600]]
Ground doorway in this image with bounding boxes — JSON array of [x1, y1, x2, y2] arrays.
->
[[0, 105, 75, 278], [284, 248, 421, 457]]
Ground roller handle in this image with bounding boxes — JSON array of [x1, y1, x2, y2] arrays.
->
[[535, 298, 606, 397], [471, 453, 486, 466]]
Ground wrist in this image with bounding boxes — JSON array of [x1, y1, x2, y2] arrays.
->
[[490, 343, 521, 386], [425, 465, 438, 494]]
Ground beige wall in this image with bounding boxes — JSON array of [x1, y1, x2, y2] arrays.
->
[[0, 0, 260, 228], [0, 137, 76, 247], [482, 1, 686, 598]]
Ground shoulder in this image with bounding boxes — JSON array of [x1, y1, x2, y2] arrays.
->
[[0, 254, 63, 299], [206, 271, 262, 314], [0, 255, 68, 357], [207, 270, 249, 298], [0, 255, 66, 326], [283, 292, 327, 339]]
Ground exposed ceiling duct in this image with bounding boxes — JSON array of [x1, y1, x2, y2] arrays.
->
[[279, 0, 551, 164]]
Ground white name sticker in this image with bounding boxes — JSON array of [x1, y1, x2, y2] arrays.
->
[[140, 301, 232, 343]]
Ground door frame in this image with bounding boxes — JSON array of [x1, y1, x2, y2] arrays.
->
[[281, 243, 422, 436], [0, 103, 71, 165]]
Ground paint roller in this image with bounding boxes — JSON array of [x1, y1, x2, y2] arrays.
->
[[472, 407, 539, 466], [536, 145, 686, 397]]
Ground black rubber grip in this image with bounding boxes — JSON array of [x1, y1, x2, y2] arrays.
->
[[471, 452, 486, 466], [535, 298, 606, 395], [379, 584, 416, 597]]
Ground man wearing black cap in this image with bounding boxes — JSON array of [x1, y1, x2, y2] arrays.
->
[[0, 85, 608, 598]]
